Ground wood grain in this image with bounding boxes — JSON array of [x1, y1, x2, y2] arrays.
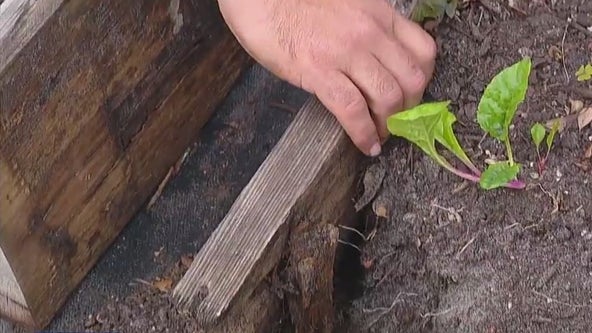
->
[[0, 0, 251, 328], [0, 0, 63, 73], [173, 96, 362, 329]]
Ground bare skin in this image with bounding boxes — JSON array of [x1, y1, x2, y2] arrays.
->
[[218, 0, 437, 156]]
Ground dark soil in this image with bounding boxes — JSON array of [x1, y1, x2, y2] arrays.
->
[[339, 0, 592, 332]]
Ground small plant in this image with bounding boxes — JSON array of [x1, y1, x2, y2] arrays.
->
[[576, 63, 592, 81], [530, 120, 559, 176], [411, 0, 458, 22], [387, 57, 533, 190]]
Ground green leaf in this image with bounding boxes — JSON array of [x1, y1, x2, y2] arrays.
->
[[435, 106, 479, 173], [530, 123, 546, 151], [411, 0, 457, 22], [477, 58, 532, 142], [387, 101, 477, 173], [546, 119, 560, 153], [479, 162, 521, 190], [576, 64, 592, 82], [387, 101, 447, 160]]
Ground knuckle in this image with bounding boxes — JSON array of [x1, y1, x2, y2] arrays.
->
[[326, 79, 365, 112], [380, 84, 404, 111], [348, 18, 380, 47], [423, 35, 438, 61], [341, 90, 367, 117], [407, 63, 428, 92], [305, 42, 332, 68]]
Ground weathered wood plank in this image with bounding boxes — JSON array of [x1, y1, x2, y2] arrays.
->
[[173, 96, 362, 330], [0, 0, 63, 73], [0, 0, 251, 328]]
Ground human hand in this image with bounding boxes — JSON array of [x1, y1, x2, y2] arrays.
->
[[218, 0, 437, 156]]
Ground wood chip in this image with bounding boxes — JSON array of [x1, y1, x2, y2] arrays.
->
[[578, 107, 592, 130], [354, 163, 386, 212], [180, 255, 194, 269], [570, 99, 584, 114], [372, 201, 388, 218], [546, 114, 577, 132], [153, 277, 173, 292], [154, 246, 164, 258], [584, 144, 592, 159]]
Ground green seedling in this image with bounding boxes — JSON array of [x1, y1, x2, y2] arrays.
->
[[387, 101, 525, 189], [476, 57, 531, 189], [576, 64, 592, 82], [411, 0, 458, 22], [387, 101, 482, 183], [530, 120, 559, 175], [387, 57, 533, 190]]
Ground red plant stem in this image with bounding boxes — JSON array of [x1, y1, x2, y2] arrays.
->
[[505, 179, 526, 189], [447, 167, 481, 183], [437, 155, 525, 190], [450, 168, 525, 189]]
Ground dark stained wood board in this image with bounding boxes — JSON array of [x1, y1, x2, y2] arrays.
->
[[173, 96, 363, 331], [0, 0, 251, 329]]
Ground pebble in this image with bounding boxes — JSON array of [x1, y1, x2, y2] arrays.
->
[[580, 251, 592, 267], [84, 315, 98, 328], [554, 225, 572, 241]]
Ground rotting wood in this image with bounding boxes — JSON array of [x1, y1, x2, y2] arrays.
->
[[209, 282, 283, 333], [173, 96, 362, 331], [287, 223, 340, 333], [0, 0, 251, 329]]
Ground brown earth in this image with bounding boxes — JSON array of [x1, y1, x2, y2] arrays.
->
[[338, 0, 592, 332]]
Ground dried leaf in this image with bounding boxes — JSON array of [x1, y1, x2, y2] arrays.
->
[[575, 161, 590, 172], [360, 257, 374, 269], [578, 107, 592, 130], [545, 114, 578, 133], [153, 246, 164, 258], [584, 144, 592, 159], [153, 278, 173, 292], [180, 255, 194, 269], [570, 99, 584, 114], [548, 45, 562, 61], [372, 200, 389, 218], [354, 163, 386, 212]]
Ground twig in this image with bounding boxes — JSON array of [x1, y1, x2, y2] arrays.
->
[[561, 20, 570, 84], [147, 167, 175, 209], [431, 202, 464, 221], [337, 239, 362, 253], [570, 18, 592, 37], [538, 184, 560, 214], [532, 316, 553, 324], [131, 278, 153, 287], [524, 218, 544, 230], [504, 222, 521, 230], [365, 292, 418, 328], [147, 149, 189, 209], [431, 203, 461, 214], [532, 290, 590, 308], [456, 236, 476, 258], [269, 102, 298, 114], [338, 225, 368, 241], [452, 181, 470, 194], [421, 307, 456, 318]]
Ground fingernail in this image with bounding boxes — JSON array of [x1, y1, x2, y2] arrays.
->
[[370, 142, 382, 157]]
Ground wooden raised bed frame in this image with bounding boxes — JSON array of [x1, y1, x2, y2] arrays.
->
[[173, 97, 362, 332], [0, 0, 251, 329]]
